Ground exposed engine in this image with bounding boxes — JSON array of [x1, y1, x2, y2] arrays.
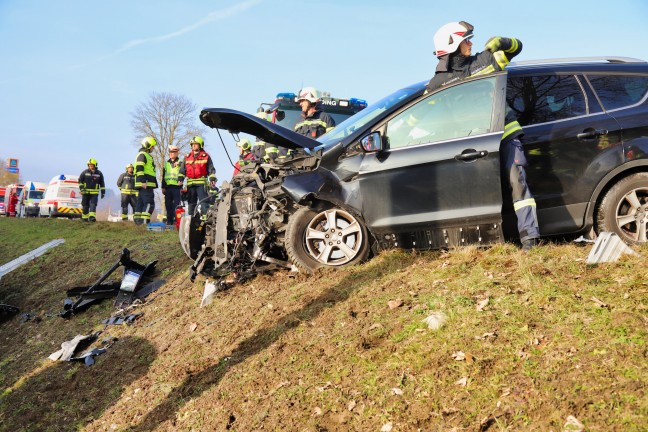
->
[[184, 155, 318, 282]]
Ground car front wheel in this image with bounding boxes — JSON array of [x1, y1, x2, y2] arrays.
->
[[286, 206, 370, 272], [597, 172, 648, 244]]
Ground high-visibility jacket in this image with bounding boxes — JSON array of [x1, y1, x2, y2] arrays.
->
[[116, 171, 137, 195], [181, 150, 216, 187], [233, 152, 255, 176], [79, 168, 105, 195], [294, 109, 336, 139], [162, 158, 185, 187], [135, 150, 158, 189], [425, 37, 524, 144]]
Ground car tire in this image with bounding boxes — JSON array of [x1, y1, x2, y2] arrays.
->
[[596, 172, 648, 244], [286, 205, 370, 273]]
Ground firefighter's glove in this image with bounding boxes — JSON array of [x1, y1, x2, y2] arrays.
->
[[100, 191, 105, 199], [485, 36, 502, 52]]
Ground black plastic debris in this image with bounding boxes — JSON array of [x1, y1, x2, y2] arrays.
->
[[101, 312, 143, 326], [59, 248, 158, 318]]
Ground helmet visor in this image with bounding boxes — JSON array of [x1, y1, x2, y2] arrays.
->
[[458, 21, 474, 39]]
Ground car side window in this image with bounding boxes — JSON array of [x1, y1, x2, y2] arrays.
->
[[506, 75, 586, 126], [587, 74, 648, 110], [385, 77, 496, 149]]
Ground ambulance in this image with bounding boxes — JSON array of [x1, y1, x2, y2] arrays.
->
[[17, 181, 47, 217], [39, 175, 83, 218]]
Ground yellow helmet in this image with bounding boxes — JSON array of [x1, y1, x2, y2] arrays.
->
[[237, 138, 252, 151], [190, 136, 204, 149], [141, 136, 157, 149], [87, 158, 98, 167]]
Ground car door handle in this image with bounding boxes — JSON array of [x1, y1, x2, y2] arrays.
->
[[577, 128, 608, 139], [455, 149, 489, 161]]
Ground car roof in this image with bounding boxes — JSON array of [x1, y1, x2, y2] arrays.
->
[[507, 56, 648, 74]]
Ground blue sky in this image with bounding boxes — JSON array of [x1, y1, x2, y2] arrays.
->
[[1, 0, 648, 190]]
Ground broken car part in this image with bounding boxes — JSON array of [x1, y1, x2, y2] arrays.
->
[[59, 248, 157, 317]]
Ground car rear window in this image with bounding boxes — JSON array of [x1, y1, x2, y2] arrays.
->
[[506, 75, 587, 126], [587, 74, 648, 111]]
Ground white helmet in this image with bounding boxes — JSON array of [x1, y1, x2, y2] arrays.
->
[[297, 86, 321, 104], [433, 21, 474, 56]]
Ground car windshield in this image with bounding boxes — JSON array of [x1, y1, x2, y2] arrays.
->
[[317, 84, 424, 148], [29, 191, 44, 200]]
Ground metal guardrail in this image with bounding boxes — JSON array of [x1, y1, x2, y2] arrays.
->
[[509, 56, 647, 67], [0, 239, 65, 280]]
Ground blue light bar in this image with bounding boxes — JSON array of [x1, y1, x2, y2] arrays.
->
[[349, 98, 367, 107], [275, 92, 296, 100]]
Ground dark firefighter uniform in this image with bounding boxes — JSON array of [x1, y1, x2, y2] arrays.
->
[[287, 109, 336, 160], [116, 169, 137, 221], [134, 149, 158, 225], [79, 168, 105, 222], [426, 37, 540, 245], [180, 149, 216, 217], [162, 157, 185, 225]]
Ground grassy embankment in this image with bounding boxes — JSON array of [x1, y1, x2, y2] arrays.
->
[[0, 217, 646, 431]]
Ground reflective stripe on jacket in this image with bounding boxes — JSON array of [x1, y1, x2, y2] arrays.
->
[[163, 159, 184, 187], [182, 150, 216, 187], [135, 150, 157, 189], [294, 110, 336, 139], [79, 169, 106, 195], [117, 172, 137, 195]]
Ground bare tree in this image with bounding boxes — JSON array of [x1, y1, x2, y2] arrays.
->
[[130, 92, 206, 183]]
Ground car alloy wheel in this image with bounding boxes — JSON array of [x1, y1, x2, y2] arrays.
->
[[286, 206, 370, 272], [597, 173, 648, 244]]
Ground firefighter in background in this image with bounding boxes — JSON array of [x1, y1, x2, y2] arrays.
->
[[116, 163, 137, 221], [180, 136, 216, 218], [134, 137, 158, 225], [426, 21, 539, 251], [233, 138, 255, 176], [294, 86, 336, 139], [79, 158, 105, 222], [161, 145, 185, 226]]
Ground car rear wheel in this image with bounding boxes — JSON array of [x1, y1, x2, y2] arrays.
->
[[286, 206, 370, 273], [597, 172, 648, 244]]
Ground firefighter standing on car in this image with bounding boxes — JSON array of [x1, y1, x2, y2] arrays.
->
[[78, 158, 105, 222], [426, 21, 540, 251], [162, 145, 185, 226], [233, 138, 255, 176], [134, 137, 158, 225], [116, 164, 137, 221], [180, 136, 217, 218]]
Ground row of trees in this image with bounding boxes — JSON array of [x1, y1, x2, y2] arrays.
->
[[130, 92, 207, 181]]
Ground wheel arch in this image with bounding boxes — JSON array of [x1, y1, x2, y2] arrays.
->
[[587, 160, 648, 229]]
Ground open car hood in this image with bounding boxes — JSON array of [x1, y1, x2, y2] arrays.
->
[[200, 108, 321, 150]]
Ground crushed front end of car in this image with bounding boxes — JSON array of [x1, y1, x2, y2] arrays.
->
[[185, 108, 324, 282]]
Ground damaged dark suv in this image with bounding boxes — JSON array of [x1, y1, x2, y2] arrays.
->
[[190, 57, 648, 278]]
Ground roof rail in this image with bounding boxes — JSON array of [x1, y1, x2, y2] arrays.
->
[[509, 56, 647, 67]]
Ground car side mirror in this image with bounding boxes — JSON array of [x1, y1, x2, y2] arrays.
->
[[361, 132, 383, 152]]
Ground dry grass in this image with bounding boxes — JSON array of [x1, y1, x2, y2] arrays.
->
[[1, 218, 647, 431]]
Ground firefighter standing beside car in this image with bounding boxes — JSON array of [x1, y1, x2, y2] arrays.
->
[[180, 136, 217, 219], [79, 158, 105, 222], [116, 163, 137, 221], [162, 145, 185, 226], [426, 21, 540, 251], [134, 137, 158, 225]]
